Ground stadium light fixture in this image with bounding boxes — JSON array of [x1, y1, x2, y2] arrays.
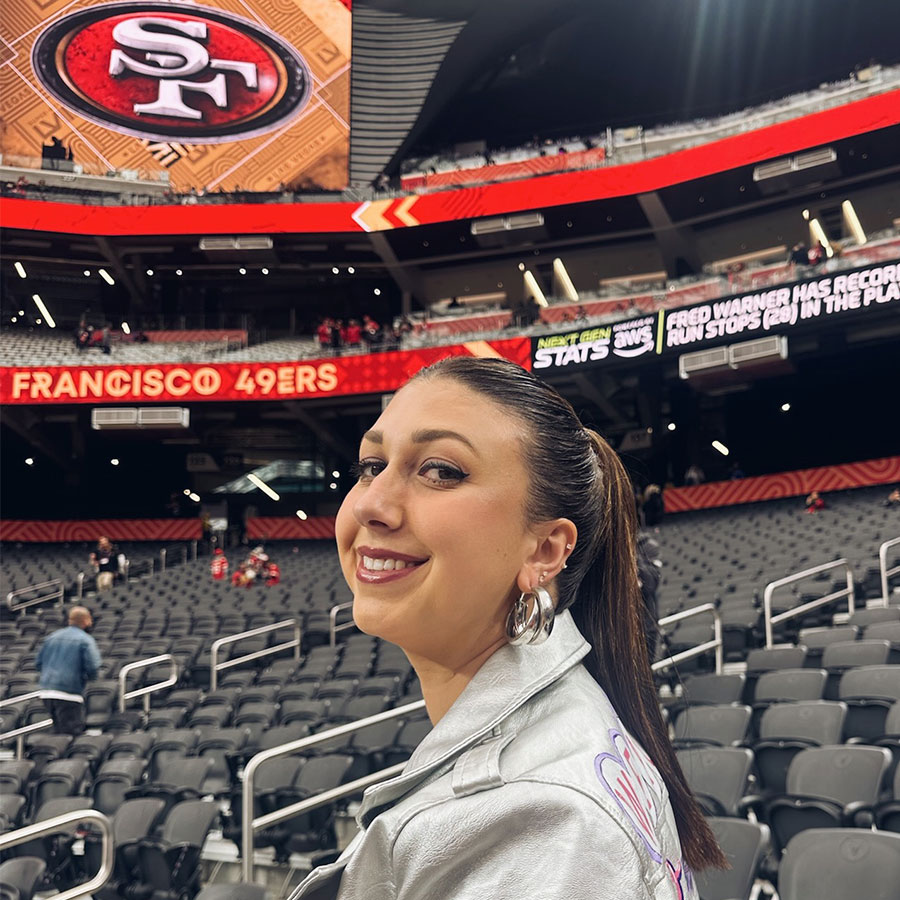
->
[[83, 270, 91, 277], [121, 322, 131, 335], [523, 270, 548, 308], [552, 257, 579, 302], [25, 458, 34, 466], [183, 489, 191, 495], [11, 316, 17, 323], [808, 218, 833, 258], [667, 422, 676, 432], [247, 472, 280, 501], [98, 268, 115, 285], [146, 269, 154, 276], [781, 402, 791, 412], [261, 268, 269, 275], [17, 310, 24, 316], [348, 266, 355, 274], [841, 200, 867, 245], [189, 492, 201, 502], [711, 440, 730, 456], [332, 470, 340, 478], [36, 318, 42, 325], [14, 261, 26, 278], [373, 288, 381, 296], [239, 267, 247, 275], [517, 262, 526, 272], [176, 269, 183, 276], [110, 458, 120, 466], [801, 209, 810, 221], [295, 509, 308, 520], [31, 294, 56, 328], [331, 267, 339, 275], [329, 482, 338, 490]]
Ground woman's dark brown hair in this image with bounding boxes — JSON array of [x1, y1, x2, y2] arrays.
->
[[414, 356, 726, 871]]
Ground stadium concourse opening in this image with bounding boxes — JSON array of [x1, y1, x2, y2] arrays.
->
[[2, 0, 900, 897]]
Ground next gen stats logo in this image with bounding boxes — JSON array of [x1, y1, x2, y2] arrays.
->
[[532, 316, 659, 369], [32, 1, 310, 143]]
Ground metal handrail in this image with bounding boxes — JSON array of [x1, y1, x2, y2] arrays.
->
[[329, 602, 356, 647], [879, 537, 900, 606], [210, 619, 301, 691], [0, 691, 53, 759], [763, 558, 854, 647], [0, 808, 114, 900], [241, 698, 427, 881], [652, 603, 724, 675], [119, 654, 179, 713], [6, 578, 64, 613]]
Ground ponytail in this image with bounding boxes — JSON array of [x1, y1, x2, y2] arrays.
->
[[570, 431, 727, 871], [413, 357, 726, 871]]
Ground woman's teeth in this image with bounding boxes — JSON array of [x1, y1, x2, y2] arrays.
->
[[362, 556, 417, 571]]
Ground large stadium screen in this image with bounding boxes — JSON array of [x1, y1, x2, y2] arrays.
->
[[0, 0, 351, 191]]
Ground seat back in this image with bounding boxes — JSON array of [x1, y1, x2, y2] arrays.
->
[[778, 829, 900, 900], [681, 673, 746, 706], [0, 857, 46, 900], [695, 818, 769, 900], [673, 704, 752, 747], [160, 799, 219, 846], [758, 701, 846, 745], [822, 639, 890, 671], [675, 747, 753, 817], [746, 646, 807, 672], [755, 669, 826, 703], [786, 745, 892, 806]]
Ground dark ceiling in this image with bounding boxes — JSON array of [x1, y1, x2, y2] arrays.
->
[[408, 0, 900, 152]]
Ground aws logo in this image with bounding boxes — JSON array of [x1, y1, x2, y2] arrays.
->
[[32, 1, 310, 143]]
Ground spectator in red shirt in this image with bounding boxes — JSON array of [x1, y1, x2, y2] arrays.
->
[[210, 548, 229, 580], [805, 490, 825, 514], [345, 319, 362, 349]]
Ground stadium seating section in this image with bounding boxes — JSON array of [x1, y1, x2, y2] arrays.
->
[[0, 484, 897, 898]]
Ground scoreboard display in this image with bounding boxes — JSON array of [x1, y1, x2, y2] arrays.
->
[[0, 0, 351, 191]]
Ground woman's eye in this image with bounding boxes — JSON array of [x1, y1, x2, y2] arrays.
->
[[419, 461, 469, 484], [351, 459, 385, 481]]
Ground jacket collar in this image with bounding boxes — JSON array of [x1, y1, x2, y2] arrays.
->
[[357, 610, 590, 825]]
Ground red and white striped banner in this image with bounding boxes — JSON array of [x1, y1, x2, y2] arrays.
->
[[246, 517, 336, 540], [664, 455, 900, 513], [0, 518, 203, 542]]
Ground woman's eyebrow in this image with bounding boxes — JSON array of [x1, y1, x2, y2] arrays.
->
[[363, 429, 383, 444], [411, 428, 477, 453]]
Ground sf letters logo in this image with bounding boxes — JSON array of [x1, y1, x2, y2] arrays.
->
[[109, 17, 258, 120]]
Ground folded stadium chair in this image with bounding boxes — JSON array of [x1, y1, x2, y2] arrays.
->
[[372, 650, 412, 681], [29, 759, 90, 811], [839, 665, 900, 741], [744, 646, 808, 700], [761, 745, 892, 858], [281, 699, 330, 727], [106, 730, 155, 760], [0, 795, 26, 834], [0, 857, 46, 900], [847, 607, 900, 629], [269, 755, 355, 858], [256, 662, 298, 688], [751, 668, 828, 735], [798, 625, 859, 668], [694, 817, 769, 900], [82, 680, 119, 730], [91, 758, 147, 816], [220, 670, 256, 691], [12, 797, 87, 891], [127, 757, 212, 815], [679, 672, 747, 707], [195, 885, 267, 900], [672, 704, 752, 749], [871, 765, 900, 833], [752, 701, 847, 795], [821, 640, 891, 698], [223, 757, 306, 850], [24, 735, 72, 776], [315, 681, 357, 703], [863, 621, 900, 663], [147, 728, 201, 781], [777, 828, 900, 900], [236, 685, 280, 706], [163, 688, 202, 712], [349, 719, 404, 776], [133, 799, 219, 900], [188, 703, 232, 730], [356, 675, 402, 701], [198, 687, 241, 708], [146, 706, 188, 730], [384, 717, 433, 767], [64, 733, 113, 773], [675, 747, 754, 817], [103, 709, 145, 733], [233, 701, 277, 730], [196, 728, 251, 795], [0, 761, 35, 796], [329, 694, 393, 726]]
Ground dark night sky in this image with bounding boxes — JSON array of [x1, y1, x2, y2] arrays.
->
[[414, 0, 900, 150]]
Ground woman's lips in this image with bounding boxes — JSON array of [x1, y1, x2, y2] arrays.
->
[[355, 552, 427, 584]]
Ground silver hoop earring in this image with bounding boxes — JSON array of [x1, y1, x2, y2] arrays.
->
[[506, 586, 555, 646]]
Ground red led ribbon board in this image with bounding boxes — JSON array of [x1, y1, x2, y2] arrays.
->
[[664, 456, 900, 514], [0, 338, 531, 405], [0, 518, 203, 542], [2, 90, 898, 236], [246, 516, 336, 540]]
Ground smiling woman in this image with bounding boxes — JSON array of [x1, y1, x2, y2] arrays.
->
[[288, 357, 725, 900]]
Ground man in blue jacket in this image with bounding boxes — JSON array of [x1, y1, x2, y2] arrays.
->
[[35, 606, 101, 735]]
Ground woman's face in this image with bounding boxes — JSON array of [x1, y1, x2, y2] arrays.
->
[[335, 376, 539, 668]]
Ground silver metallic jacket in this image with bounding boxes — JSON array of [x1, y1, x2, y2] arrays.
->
[[287, 611, 696, 900]]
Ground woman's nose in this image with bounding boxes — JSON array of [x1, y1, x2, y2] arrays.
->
[[353, 468, 403, 531]]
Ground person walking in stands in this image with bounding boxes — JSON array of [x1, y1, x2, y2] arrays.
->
[[805, 490, 825, 514], [89, 536, 118, 592], [35, 606, 101, 736], [287, 357, 724, 900], [210, 547, 229, 580]]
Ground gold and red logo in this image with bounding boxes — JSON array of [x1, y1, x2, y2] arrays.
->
[[32, 1, 311, 143]]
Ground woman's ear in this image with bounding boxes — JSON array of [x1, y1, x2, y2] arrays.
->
[[516, 518, 577, 597]]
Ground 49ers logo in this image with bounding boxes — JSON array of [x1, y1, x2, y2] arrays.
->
[[32, 1, 310, 143]]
